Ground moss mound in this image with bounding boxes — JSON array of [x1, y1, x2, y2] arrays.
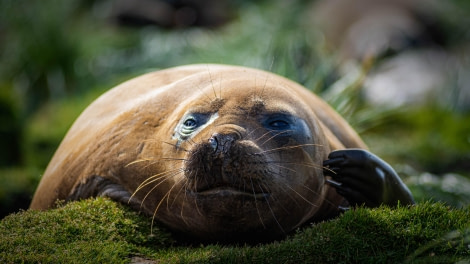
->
[[0, 198, 172, 263], [1, 199, 469, 263]]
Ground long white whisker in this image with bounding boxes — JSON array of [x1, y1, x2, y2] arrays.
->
[[130, 168, 184, 199], [250, 177, 266, 229], [150, 172, 184, 233], [259, 130, 293, 146], [257, 182, 285, 234], [256, 144, 323, 155]]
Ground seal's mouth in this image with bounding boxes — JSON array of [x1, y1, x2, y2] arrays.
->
[[194, 186, 269, 199]]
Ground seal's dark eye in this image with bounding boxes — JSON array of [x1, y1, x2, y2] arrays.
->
[[177, 113, 213, 139], [262, 113, 311, 143], [263, 114, 295, 133], [181, 117, 198, 136], [269, 120, 289, 129], [174, 113, 217, 142], [183, 118, 197, 129]]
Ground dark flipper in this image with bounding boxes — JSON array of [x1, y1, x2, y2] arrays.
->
[[67, 175, 143, 211], [323, 149, 414, 208]]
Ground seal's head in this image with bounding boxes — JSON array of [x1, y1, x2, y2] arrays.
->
[[148, 82, 330, 242], [30, 64, 366, 242]]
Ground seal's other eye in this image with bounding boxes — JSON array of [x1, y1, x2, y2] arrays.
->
[[262, 113, 311, 144], [263, 114, 293, 131], [268, 120, 290, 129]]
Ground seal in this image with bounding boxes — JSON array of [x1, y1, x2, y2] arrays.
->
[[30, 64, 414, 242]]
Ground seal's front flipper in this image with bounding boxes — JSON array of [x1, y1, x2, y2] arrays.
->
[[323, 149, 414, 208], [67, 175, 142, 211]]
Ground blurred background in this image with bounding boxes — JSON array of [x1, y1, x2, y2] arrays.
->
[[1, 0, 469, 218]]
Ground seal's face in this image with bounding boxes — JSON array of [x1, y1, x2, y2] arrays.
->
[[133, 81, 330, 242]]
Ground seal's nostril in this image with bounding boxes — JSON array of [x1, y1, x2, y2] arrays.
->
[[209, 136, 218, 152]]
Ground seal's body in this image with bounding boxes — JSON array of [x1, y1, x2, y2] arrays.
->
[[30, 64, 413, 242]]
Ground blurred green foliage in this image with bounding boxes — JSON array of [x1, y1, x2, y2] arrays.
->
[[0, 87, 21, 166], [0, 0, 469, 218]]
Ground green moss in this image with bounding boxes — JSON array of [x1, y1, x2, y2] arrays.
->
[[1, 199, 468, 263], [0, 198, 172, 263]]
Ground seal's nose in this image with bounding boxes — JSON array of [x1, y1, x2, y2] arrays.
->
[[209, 132, 240, 155]]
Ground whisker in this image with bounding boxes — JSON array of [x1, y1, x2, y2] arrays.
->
[[193, 184, 203, 217], [266, 160, 335, 174], [187, 137, 199, 146], [178, 182, 191, 227], [137, 138, 189, 153], [299, 183, 321, 197], [253, 129, 279, 144], [249, 177, 266, 229], [162, 141, 189, 152], [206, 64, 218, 99], [255, 180, 290, 214], [126, 157, 187, 168], [150, 172, 184, 233], [138, 168, 183, 190], [283, 184, 318, 207], [130, 170, 175, 198], [259, 130, 293, 146], [139, 172, 183, 208], [139, 176, 172, 209], [218, 72, 223, 99], [129, 168, 183, 203], [169, 178, 187, 209], [257, 182, 285, 234], [267, 163, 339, 209], [302, 181, 339, 208], [255, 143, 324, 155], [245, 127, 264, 139], [164, 175, 185, 210], [264, 164, 316, 208], [194, 81, 213, 105], [254, 73, 258, 96], [141, 138, 175, 145], [160, 157, 188, 162], [268, 163, 297, 173], [185, 166, 209, 217], [125, 158, 156, 167], [261, 58, 274, 97], [272, 178, 302, 208]]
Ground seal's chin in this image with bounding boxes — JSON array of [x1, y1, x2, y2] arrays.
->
[[194, 187, 269, 200]]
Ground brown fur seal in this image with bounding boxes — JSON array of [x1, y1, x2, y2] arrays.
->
[[30, 64, 414, 242]]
